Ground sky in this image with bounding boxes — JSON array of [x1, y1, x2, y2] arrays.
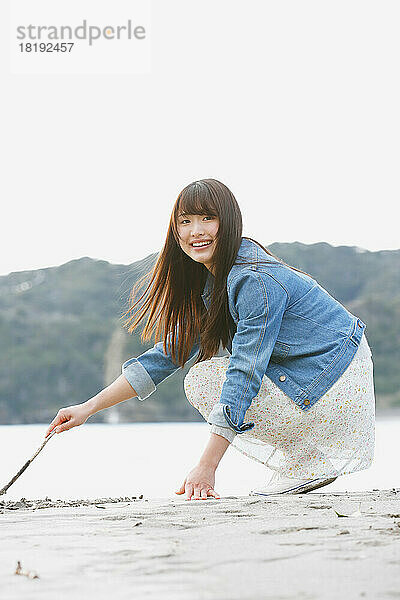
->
[[1, 0, 399, 277]]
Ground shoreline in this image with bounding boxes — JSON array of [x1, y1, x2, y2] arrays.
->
[[1, 489, 400, 599], [1, 408, 399, 427]]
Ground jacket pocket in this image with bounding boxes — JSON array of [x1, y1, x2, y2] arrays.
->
[[270, 340, 290, 363]]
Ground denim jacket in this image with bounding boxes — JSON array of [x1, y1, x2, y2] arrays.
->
[[122, 237, 366, 438]]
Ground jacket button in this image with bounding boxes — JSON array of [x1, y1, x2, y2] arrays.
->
[[303, 399, 310, 406], [279, 375, 286, 382]]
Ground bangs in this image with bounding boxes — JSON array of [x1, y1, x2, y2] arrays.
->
[[176, 182, 218, 219]]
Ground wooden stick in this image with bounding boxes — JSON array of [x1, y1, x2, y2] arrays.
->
[[0, 430, 57, 496]]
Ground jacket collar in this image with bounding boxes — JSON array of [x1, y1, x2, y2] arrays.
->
[[200, 237, 257, 301]]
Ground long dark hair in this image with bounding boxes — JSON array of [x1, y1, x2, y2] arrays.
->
[[121, 179, 311, 367]]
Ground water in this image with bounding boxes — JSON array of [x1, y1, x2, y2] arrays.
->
[[0, 419, 398, 501]]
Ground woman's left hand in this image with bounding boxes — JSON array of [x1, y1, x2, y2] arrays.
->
[[175, 463, 220, 500]]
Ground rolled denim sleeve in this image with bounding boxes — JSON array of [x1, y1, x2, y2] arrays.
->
[[208, 404, 237, 443], [210, 424, 237, 443], [122, 333, 200, 401], [217, 271, 288, 433]]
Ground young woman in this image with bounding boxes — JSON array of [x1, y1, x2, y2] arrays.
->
[[45, 179, 375, 500]]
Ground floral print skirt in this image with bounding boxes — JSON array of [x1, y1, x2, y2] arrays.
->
[[184, 333, 375, 479]]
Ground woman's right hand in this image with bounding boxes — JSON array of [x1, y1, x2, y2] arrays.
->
[[45, 403, 92, 438]]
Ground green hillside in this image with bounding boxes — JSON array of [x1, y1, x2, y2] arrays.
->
[[0, 241, 398, 424]]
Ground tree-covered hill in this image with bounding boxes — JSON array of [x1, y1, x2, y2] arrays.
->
[[0, 241, 398, 424]]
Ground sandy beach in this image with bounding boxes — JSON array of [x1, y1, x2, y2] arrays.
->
[[1, 489, 400, 599]]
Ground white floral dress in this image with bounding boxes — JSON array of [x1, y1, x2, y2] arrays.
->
[[183, 333, 375, 480]]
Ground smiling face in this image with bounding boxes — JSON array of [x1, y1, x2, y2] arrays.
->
[[176, 213, 220, 274]]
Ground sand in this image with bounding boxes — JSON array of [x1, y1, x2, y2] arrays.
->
[[1, 489, 400, 599]]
